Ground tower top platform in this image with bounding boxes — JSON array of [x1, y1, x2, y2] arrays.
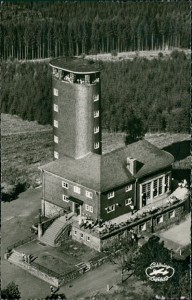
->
[[50, 57, 101, 74]]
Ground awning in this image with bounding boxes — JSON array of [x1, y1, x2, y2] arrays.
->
[[69, 196, 83, 205]]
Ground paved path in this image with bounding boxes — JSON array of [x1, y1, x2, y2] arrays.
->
[[157, 215, 190, 250]]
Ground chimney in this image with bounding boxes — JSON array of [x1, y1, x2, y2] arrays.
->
[[126, 157, 137, 175]]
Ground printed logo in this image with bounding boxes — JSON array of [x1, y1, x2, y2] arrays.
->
[[145, 262, 175, 282]]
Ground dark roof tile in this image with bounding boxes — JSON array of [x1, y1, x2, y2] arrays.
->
[[40, 140, 174, 192]]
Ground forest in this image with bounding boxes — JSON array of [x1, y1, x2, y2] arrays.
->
[[0, 1, 190, 60], [1, 50, 190, 133]]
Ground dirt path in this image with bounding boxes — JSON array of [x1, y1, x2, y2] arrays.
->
[[60, 263, 121, 299]]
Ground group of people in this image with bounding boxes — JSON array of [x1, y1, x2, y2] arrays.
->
[[21, 252, 32, 264]]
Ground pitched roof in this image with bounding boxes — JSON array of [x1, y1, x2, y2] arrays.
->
[[49, 57, 100, 74], [40, 139, 174, 193]]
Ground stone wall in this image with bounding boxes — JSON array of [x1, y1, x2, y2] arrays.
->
[[44, 200, 65, 218], [72, 200, 187, 252], [71, 226, 101, 252]]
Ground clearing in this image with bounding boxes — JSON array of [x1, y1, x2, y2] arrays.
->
[[85, 48, 190, 62]]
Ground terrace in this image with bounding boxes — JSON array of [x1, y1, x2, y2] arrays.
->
[[53, 67, 100, 85], [73, 186, 189, 239]]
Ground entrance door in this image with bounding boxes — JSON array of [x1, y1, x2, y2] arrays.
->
[[74, 203, 81, 216]]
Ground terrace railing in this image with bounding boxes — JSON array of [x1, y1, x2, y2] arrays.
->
[[7, 234, 36, 252]]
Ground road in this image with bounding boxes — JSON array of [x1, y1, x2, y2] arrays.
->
[[60, 263, 121, 299]]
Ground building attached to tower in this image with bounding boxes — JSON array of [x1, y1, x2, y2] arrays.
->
[[39, 57, 180, 251]]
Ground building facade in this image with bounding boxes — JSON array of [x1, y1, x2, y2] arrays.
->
[[40, 57, 176, 250], [50, 57, 102, 160]]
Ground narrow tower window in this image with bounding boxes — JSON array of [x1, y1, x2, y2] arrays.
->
[[53, 88, 58, 96], [54, 120, 58, 128], [94, 142, 99, 149], [94, 111, 99, 118], [94, 126, 99, 134], [54, 151, 59, 159], [93, 95, 99, 102], [54, 104, 58, 112], [54, 136, 58, 143]]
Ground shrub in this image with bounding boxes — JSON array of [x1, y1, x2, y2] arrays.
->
[[88, 48, 98, 55], [111, 49, 118, 57], [1, 282, 21, 299], [1, 181, 30, 202], [158, 52, 164, 59]]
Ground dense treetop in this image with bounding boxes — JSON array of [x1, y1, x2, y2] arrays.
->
[[1, 51, 190, 133], [1, 1, 190, 59]]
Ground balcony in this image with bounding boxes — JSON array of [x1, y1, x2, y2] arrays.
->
[[52, 68, 99, 85]]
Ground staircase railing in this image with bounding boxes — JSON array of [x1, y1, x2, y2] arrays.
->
[[55, 222, 72, 244]]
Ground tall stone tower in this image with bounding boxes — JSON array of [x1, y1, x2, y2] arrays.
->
[[49, 57, 102, 160]]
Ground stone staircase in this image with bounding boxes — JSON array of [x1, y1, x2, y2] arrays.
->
[[8, 249, 24, 266], [39, 216, 72, 247], [76, 262, 91, 273]]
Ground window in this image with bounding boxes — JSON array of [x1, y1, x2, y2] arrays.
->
[[53, 88, 58, 96], [85, 204, 93, 213], [54, 136, 58, 143], [87, 236, 90, 242], [94, 126, 99, 134], [94, 142, 99, 149], [74, 186, 81, 194], [153, 179, 158, 198], [80, 233, 84, 239], [85, 204, 89, 211], [125, 198, 132, 206], [94, 110, 99, 118], [158, 177, 163, 195], [165, 174, 170, 192], [107, 191, 114, 199], [169, 210, 175, 219], [62, 181, 69, 189], [157, 215, 163, 224], [93, 94, 99, 101], [54, 104, 58, 112], [142, 182, 151, 203], [54, 151, 59, 159], [85, 191, 93, 199], [54, 120, 58, 128], [106, 205, 115, 213], [125, 185, 132, 192], [62, 195, 69, 202], [74, 231, 77, 235], [139, 223, 146, 231]]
